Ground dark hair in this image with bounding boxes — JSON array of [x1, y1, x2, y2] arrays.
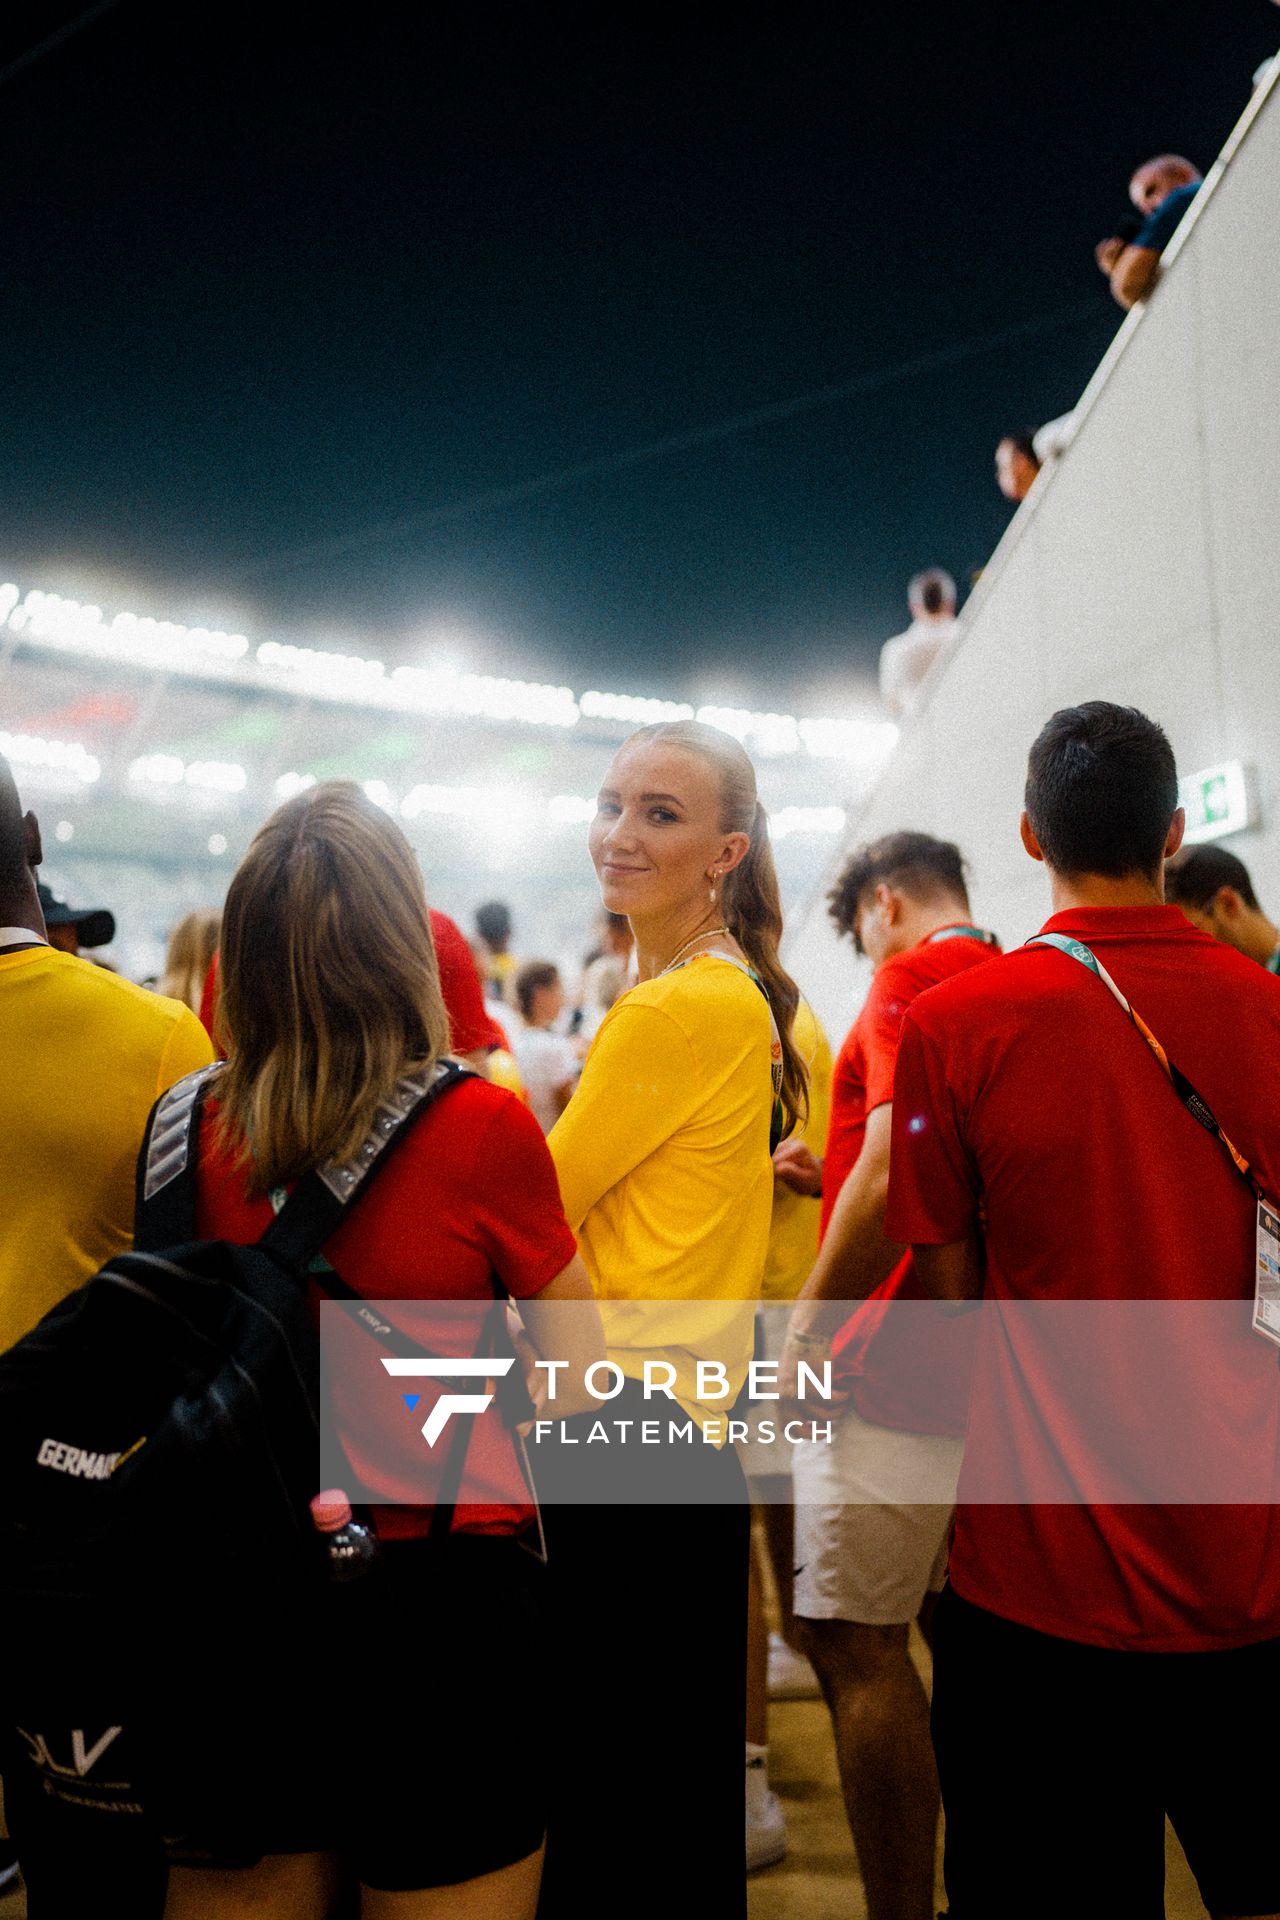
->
[[1024, 703, 1179, 879], [1164, 845, 1259, 913], [999, 431, 1040, 467], [828, 831, 970, 950], [908, 567, 956, 616], [515, 959, 561, 1020], [624, 719, 808, 1133], [475, 901, 512, 948]]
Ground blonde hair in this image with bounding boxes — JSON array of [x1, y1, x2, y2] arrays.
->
[[160, 907, 221, 1014], [214, 782, 450, 1190], [626, 720, 808, 1133]]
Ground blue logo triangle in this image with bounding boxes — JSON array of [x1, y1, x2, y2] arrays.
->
[[402, 1394, 421, 1411]]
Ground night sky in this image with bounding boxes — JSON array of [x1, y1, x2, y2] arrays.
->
[[1, 1, 1274, 706]]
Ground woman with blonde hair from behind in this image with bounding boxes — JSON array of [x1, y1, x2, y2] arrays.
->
[[537, 720, 808, 1920], [164, 782, 603, 1920], [159, 907, 221, 1013]]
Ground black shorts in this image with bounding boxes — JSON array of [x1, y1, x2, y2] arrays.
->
[[215, 1531, 549, 1890], [931, 1584, 1280, 1920], [5, 1533, 547, 1900]]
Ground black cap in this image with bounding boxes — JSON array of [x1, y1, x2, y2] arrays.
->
[[37, 881, 115, 950]]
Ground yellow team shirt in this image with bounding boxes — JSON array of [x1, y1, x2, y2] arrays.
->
[[549, 953, 774, 1425], [0, 945, 214, 1351], [760, 998, 832, 1302]]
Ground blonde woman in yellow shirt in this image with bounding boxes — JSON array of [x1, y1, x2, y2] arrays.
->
[[539, 720, 807, 1920]]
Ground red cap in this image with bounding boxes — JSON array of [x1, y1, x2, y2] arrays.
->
[[310, 1490, 352, 1532]]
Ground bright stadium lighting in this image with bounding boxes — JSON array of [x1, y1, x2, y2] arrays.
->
[[208, 833, 228, 856], [579, 690, 695, 726], [185, 760, 247, 793], [391, 665, 579, 729], [55, 820, 74, 843], [257, 640, 388, 696], [0, 730, 101, 784], [547, 794, 596, 825], [274, 771, 317, 799], [361, 779, 396, 811], [0, 573, 907, 772], [129, 754, 185, 786], [768, 805, 848, 839], [129, 754, 247, 794]]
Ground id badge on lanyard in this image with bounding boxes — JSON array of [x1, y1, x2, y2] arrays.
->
[[1028, 931, 1280, 1353], [1254, 1198, 1280, 1347]]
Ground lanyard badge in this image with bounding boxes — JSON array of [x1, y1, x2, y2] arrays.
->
[[1027, 932, 1280, 1350]]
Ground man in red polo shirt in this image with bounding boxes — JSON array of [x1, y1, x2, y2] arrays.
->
[[778, 832, 999, 1920], [888, 702, 1280, 1919]]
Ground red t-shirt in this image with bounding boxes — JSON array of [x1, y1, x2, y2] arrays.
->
[[887, 905, 1280, 1651], [429, 910, 506, 1055], [195, 1076, 577, 1540], [823, 926, 1000, 1435]]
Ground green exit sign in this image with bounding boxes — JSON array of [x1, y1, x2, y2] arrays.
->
[[1179, 761, 1255, 845]]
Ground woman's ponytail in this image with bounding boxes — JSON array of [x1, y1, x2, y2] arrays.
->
[[723, 800, 808, 1134]]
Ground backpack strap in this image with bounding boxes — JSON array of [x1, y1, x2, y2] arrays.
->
[[135, 1062, 225, 1252], [257, 1058, 472, 1272]]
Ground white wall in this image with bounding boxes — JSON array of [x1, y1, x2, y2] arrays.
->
[[786, 68, 1280, 1044]]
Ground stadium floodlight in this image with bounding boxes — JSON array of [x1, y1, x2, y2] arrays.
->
[[391, 665, 579, 729], [185, 760, 248, 794], [361, 779, 396, 811], [129, 753, 186, 786], [0, 729, 101, 784], [274, 771, 318, 799], [3, 570, 902, 769], [579, 690, 695, 726], [129, 754, 246, 794]]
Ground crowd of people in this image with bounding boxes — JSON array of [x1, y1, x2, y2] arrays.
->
[[2, 684, 1279, 1920], [878, 146, 1209, 723]]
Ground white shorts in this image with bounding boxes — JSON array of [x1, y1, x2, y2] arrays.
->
[[792, 1401, 964, 1626]]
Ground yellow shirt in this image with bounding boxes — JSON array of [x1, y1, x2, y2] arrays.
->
[[549, 953, 774, 1424], [0, 945, 214, 1351], [760, 998, 833, 1302]]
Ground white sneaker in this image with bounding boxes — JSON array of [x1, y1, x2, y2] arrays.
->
[[767, 1630, 820, 1700], [746, 1748, 787, 1872]]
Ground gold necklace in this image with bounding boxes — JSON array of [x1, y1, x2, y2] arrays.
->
[[659, 925, 731, 976]]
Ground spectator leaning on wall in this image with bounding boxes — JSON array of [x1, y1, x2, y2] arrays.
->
[[1094, 153, 1201, 310]]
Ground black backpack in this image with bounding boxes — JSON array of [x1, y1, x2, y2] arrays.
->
[[0, 1054, 501, 1853]]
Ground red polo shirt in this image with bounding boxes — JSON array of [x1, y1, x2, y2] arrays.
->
[[823, 924, 1000, 1435], [887, 905, 1280, 1651], [195, 1076, 576, 1539]]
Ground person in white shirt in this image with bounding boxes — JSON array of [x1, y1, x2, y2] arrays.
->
[[513, 961, 580, 1133], [878, 569, 960, 720]]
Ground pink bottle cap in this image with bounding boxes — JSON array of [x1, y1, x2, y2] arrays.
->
[[310, 1490, 352, 1533]]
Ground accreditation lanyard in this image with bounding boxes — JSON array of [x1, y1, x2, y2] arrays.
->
[[1027, 930, 1280, 1349], [926, 924, 1000, 949]]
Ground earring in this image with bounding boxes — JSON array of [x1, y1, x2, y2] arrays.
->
[[708, 870, 719, 905]]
